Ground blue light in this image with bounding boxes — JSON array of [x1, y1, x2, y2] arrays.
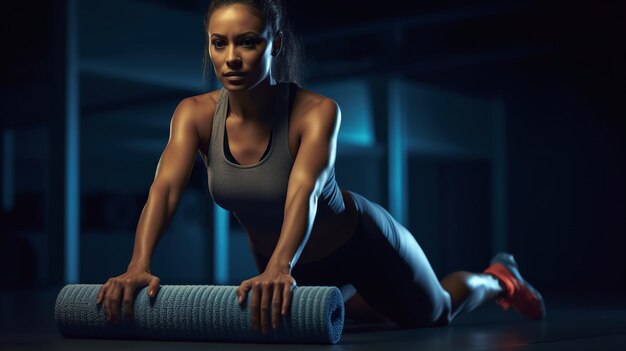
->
[[213, 203, 229, 284], [388, 78, 407, 226], [65, 0, 80, 284]]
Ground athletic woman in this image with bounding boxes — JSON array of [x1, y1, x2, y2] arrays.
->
[[96, 0, 546, 335]]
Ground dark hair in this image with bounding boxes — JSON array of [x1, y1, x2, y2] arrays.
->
[[202, 0, 307, 87]]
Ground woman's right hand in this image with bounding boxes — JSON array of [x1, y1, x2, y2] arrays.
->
[[96, 268, 161, 325]]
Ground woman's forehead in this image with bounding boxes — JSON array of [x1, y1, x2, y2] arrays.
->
[[208, 4, 266, 36]]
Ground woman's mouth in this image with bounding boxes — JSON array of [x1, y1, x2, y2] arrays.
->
[[226, 75, 244, 79], [225, 75, 245, 83], [224, 71, 245, 77]]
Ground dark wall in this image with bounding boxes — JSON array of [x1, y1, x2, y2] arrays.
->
[[505, 58, 625, 293], [405, 1, 625, 293]]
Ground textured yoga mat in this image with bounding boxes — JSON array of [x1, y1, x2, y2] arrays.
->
[[55, 284, 344, 344]]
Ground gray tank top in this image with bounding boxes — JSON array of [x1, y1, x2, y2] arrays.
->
[[206, 81, 345, 235]]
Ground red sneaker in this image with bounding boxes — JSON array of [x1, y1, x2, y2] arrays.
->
[[483, 253, 546, 320]]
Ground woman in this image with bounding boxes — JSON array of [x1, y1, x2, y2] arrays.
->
[[96, 0, 546, 334]]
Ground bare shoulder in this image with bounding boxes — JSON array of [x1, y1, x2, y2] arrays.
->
[[292, 86, 340, 134], [294, 86, 337, 111], [179, 89, 220, 119], [176, 89, 221, 157]]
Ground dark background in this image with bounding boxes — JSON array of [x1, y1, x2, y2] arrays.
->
[[1, 0, 624, 299]]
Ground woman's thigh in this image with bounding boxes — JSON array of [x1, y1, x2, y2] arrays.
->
[[344, 191, 452, 328], [250, 191, 452, 328]]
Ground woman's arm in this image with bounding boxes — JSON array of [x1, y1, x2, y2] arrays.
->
[[269, 98, 341, 271], [128, 98, 203, 271], [97, 97, 204, 324], [236, 98, 342, 334]]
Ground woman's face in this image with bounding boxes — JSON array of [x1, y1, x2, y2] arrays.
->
[[207, 4, 278, 90]]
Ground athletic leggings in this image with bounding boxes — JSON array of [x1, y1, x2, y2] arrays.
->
[[252, 190, 452, 328]]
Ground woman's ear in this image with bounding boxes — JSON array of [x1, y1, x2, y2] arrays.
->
[[272, 31, 283, 56]]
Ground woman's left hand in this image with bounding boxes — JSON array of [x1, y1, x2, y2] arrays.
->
[[236, 266, 297, 334]]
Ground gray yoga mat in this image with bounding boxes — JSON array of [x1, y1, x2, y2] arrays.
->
[[55, 284, 344, 344]]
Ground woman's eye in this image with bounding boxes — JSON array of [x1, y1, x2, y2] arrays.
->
[[211, 38, 257, 49], [242, 38, 256, 47]]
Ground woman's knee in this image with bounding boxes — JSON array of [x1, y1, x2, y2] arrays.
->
[[397, 290, 452, 328]]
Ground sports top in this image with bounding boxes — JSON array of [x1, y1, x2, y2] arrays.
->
[[206, 81, 345, 235]]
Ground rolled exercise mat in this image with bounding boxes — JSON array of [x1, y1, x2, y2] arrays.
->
[[55, 284, 344, 344]]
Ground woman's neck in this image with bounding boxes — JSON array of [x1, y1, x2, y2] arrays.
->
[[227, 77, 281, 124]]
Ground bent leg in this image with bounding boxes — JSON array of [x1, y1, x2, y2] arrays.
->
[[345, 192, 453, 328]]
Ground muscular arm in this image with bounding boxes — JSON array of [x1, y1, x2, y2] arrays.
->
[[267, 98, 342, 273], [127, 98, 203, 271]]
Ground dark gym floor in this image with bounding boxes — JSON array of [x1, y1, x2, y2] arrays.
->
[[1, 287, 625, 351]]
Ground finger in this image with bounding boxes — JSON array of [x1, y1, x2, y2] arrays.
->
[[147, 276, 160, 298], [260, 282, 271, 334], [102, 281, 115, 321], [103, 280, 114, 320], [237, 281, 250, 305], [109, 283, 123, 324], [122, 284, 134, 321], [250, 282, 261, 330], [97, 281, 109, 304], [282, 282, 293, 316], [272, 283, 282, 329]]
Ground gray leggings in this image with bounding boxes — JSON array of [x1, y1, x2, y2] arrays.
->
[[252, 190, 452, 328]]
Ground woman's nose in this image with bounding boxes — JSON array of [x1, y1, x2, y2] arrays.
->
[[227, 49, 242, 66]]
